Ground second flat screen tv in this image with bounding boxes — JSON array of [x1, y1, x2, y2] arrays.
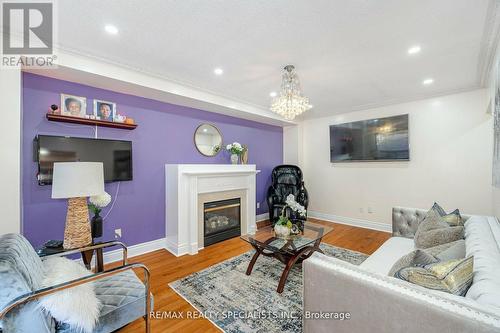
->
[[330, 114, 409, 162]]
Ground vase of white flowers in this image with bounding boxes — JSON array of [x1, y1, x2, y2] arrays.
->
[[88, 192, 112, 239], [274, 194, 307, 238], [226, 142, 245, 164]]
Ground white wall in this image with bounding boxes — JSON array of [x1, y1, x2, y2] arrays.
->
[[283, 125, 300, 165], [301, 89, 493, 228], [0, 67, 22, 234], [488, 49, 500, 218]]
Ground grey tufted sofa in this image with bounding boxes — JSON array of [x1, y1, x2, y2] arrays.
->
[[0, 234, 153, 333], [303, 207, 500, 333]]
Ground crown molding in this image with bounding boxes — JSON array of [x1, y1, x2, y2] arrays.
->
[[55, 45, 273, 112], [23, 47, 296, 127], [300, 85, 483, 121], [477, 0, 500, 87]]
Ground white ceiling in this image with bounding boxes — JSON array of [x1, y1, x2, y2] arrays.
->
[[54, 0, 496, 120]]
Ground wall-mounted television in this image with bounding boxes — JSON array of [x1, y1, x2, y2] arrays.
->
[[330, 114, 409, 162], [35, 135, 133, 185]]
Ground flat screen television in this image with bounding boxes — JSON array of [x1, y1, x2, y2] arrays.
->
[[330, 114, 409, 162], [35, 135, 133, 185]]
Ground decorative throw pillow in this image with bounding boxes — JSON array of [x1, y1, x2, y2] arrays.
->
[[430, 202, 447, 216], [435, 239, 466, 261], [431, 202, 463, 226], [38, 257, 100, 333], [414, 209, 464, 248], [388, 249, 438, 277], [395, 256, 473, 296]]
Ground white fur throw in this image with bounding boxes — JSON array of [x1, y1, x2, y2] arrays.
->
[[38, 257, 100, 332]]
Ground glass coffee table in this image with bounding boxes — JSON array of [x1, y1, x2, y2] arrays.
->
[[241, 221, 333, 293]]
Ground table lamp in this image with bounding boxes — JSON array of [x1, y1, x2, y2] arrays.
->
[[51, 162, 105, 249]]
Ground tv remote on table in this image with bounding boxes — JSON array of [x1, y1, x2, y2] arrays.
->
[[44, 240, 63, 248]]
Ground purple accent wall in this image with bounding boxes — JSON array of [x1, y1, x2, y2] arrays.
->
[[22, 73, 283, 248]]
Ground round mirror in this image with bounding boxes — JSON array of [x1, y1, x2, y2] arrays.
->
[[194, 123, 223, 156]]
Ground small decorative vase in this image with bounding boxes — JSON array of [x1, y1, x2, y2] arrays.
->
[[241, 146, 249, 164], [91, 212, 103, 239], [274, 224, 291, 238], [230, 153, 239, 164]]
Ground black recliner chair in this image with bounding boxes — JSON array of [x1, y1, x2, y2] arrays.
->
[[266, 165, 309, 226]]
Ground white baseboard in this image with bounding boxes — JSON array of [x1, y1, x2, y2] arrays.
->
[[77, 214, 270, 266], [308, 211, 392, 233], [256, 213, 269, 222], [78, 237, 166, 267]]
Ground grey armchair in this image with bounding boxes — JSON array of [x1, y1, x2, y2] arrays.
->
[[0, 234, 152, 333]]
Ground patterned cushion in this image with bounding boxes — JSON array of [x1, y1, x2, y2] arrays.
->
[[430, 202, 447, 216], [395, 256, 474, 296], [431, 202, 463, 226], [414, 210, 464, 248], [388, 249, 438, 277], [56, 270, 153, 333]]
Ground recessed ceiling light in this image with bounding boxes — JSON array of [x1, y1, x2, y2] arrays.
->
[[104, 24, 119, 35], [422, 78, 434, 85], [214, 68, 223, 75], [269, 91, 277, 97], [408, 45, 421, 55]]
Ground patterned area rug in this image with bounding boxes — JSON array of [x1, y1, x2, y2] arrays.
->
[[169, 244, 368, 333]]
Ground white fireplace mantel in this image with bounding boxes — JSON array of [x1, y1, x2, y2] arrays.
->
[[165, 164, 260, 256]]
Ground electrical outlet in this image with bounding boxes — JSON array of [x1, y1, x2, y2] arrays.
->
[[368, 207, 373, 214], [359, 207, 364, 213], [114, 228, 122, 239], [256, 202, 260, 209]]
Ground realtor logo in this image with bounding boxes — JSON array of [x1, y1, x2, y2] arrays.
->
[[1, 1, 57, 68]]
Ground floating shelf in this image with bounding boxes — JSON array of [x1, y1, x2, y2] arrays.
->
[[46, 114, 137, 130]]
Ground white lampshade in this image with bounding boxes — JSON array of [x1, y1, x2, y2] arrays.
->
[[51, 162, 105, 199]]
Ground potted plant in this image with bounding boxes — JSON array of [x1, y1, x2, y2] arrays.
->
[[225, 142, 245, 164], [274, 194, 307, 238], [88, 192, 112, 239]]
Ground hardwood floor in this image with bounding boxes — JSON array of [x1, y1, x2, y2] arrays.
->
[[114, 219, 391, 333]]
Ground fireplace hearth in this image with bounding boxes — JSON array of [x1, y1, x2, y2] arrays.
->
[[204, 198, 241, 246]]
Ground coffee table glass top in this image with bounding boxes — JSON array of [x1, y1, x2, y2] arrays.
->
[[241, 221, 333, 255]]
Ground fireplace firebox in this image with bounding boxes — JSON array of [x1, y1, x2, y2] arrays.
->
[[204, 198, 241, 246]]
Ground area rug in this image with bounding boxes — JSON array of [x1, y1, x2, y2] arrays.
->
[[169, 244, 368, 333]]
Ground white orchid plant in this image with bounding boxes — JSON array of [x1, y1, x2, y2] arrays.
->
[[88, 192, 112, 215], [225, 142, 245, 155], [276, 194, 306, 228]]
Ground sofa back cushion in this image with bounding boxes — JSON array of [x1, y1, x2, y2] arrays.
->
[[465, 216, 500, 309]]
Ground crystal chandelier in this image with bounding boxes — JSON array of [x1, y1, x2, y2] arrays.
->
[[270, 65, 312, 120]]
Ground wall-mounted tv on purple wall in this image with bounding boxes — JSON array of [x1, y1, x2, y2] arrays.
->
[[330, 114, 409, 162], [35, 135, 133, 185]]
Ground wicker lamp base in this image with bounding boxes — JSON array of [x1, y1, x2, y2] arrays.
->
[[63, 197, 92, 249]]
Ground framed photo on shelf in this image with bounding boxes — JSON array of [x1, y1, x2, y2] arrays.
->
[[93, 99, 116, 122], [60, 94, 87, 118]]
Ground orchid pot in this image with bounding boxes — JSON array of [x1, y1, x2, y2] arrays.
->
[[273, 194, 307, 238], [274, 224, 290, 238]]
